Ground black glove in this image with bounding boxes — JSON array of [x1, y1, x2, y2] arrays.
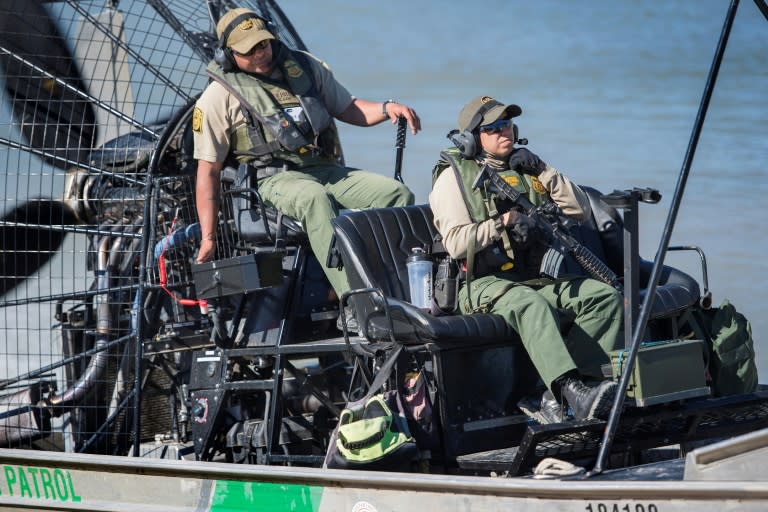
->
[[508, 148, 546, 176], [507, 210, 537, 245]]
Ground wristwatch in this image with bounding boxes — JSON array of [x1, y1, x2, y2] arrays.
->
[[382, 99, 395, 116]]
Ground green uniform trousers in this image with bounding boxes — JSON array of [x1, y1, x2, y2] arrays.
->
[[259, 164, 414, 296], [458, 275, 623, 391]]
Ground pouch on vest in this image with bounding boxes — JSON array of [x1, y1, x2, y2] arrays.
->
[[429, 235, 461, 316], [431, 255, 460, 316], [259, 112, 311, 151], [686, 299, 758, 397]]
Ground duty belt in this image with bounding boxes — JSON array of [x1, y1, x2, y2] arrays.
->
[[254, 161, 292, 180]]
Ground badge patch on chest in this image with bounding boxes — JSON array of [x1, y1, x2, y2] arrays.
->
[[503, 175, 520, 187], [273, 89, 296, 105], [192, 107, 203, 133], [283, 59, 303, 79], [531, 176, 546, 195]]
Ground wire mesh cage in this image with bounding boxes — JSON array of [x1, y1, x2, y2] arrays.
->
[[0, 0, 304, 455]]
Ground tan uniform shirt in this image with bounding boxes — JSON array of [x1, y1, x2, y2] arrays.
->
[[429, 164, 592, 259], [193, 51, 353, 163]]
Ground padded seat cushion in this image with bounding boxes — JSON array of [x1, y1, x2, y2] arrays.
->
[[639, 259, 701, 318], [364, 297, 517, 345]]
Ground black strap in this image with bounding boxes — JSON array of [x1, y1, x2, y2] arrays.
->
[[464, 223, 478, 312], [206, 69, 283, 155], [440, 151, 479, 223], [466, 101, 499, 132], [362, 345, 404, 402]]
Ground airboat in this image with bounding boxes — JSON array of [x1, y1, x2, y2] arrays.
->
[[1, 1, 767, 510]]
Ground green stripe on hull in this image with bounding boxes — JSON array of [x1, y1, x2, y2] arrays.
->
[[210, 480, 323, 512]]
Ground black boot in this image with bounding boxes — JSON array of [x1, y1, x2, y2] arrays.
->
[[518, 390, 567, 424], [558, 378, 617, 421]]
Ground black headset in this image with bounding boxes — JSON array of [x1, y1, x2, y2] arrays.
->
[[447, 102, 519, 158], [213, 12, 276, 72]]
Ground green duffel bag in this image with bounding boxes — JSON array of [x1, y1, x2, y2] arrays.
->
[[687, 299, 759, 397]]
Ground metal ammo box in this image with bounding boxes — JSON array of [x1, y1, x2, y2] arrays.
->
[[610, 339, 710, 407], [191, 252, 284, 299]]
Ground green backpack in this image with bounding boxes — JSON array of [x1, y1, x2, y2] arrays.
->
[[324, 346, 420, 471], [687, 299, 759, 397], [332, 391, 418, 470]]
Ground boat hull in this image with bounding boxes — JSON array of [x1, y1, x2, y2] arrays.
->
[[0, 448, 767, 511]]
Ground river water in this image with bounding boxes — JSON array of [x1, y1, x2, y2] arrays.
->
[[281, 0, 768, 378], [0, 1, 766, 381]]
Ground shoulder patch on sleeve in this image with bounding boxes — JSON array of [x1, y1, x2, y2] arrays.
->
[[192, 107, 203, 133], [531, 176, 546, 195]]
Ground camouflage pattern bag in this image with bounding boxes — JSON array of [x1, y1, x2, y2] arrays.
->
[[688, 299, 759, 396]]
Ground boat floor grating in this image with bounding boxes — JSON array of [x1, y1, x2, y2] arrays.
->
[[456, 391, 768, 476]]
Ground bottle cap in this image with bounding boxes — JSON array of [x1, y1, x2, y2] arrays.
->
[[407, 247, 429, 263]]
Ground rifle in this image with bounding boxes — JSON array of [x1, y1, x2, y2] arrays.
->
[[472, 164, 623, 291]]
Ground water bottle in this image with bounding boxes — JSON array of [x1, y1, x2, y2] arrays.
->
[[406, 247, 433, 310]]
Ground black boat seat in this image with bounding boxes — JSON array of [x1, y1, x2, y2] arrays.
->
[[332, 199, 701, 343], [221, 165, 307, 245], [332, 204, 516, 345], [332, 201, 705, 465], [333, 205, 530, 463]]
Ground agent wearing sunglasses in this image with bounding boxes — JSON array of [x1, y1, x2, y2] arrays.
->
[[193, 8, 421, 328], [429, 96, 623, 425]]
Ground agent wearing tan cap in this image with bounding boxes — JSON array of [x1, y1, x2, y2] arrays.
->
[[429, 95, 623, 424], [193, 8, 421, 314]]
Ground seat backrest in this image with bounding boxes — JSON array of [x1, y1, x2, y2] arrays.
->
[[332, 204, 438, 302], [333, 197, 700, 326], [220, 165, 306, 245], [332, 197, 620, 301], [581, 185, 625, 275]]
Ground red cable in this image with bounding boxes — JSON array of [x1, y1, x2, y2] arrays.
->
[[158, 217, 208, 311]]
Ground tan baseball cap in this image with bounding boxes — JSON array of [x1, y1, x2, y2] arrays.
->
[[458, 96, 522, 132], [216, 8, 275, 54]]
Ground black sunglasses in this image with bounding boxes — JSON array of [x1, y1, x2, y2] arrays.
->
[[478, 118, 512, 134]]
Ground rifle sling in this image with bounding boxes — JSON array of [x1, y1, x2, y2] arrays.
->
[[464, 223, 478, 312]]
